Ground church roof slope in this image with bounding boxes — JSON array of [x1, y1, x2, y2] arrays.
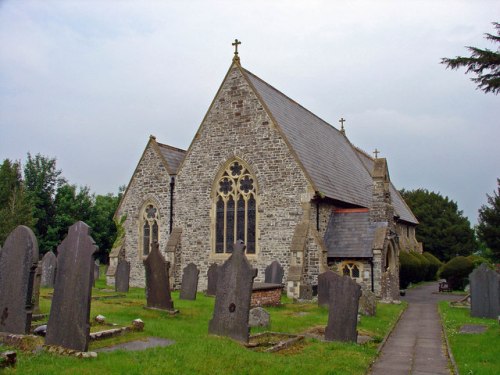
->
[[156, 142, 186, 175], [243, 68, 373, 208]]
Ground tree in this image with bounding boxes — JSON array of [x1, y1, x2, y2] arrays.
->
[[441, 22, 500, 94], [477, 179, 500, 262], [0, 159, 35, 244], [400, 188, 477, 261]]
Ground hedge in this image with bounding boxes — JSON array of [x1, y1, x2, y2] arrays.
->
[[438, 256, 474, 290]]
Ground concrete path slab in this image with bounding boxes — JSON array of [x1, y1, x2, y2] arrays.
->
[[369, 282, 460, 375]]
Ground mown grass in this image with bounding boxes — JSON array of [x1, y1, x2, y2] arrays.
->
[[3, 277, 405, 375], [439, 301, 500, 375]]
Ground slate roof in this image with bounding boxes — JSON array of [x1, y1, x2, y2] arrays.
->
[[156, 142, 186, 175], [324, 211, 387, 258]]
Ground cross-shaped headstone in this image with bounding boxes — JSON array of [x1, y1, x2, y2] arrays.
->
[[373, 148, 380, 158], [232, 39, 241, 56]]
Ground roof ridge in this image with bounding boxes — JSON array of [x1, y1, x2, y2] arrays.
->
[[352, 145, 375, 161], [242, 68, 343, 136]]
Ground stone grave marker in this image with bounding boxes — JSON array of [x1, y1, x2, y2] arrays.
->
[[470, 263, 500, 319], [264, 261, 284, 284], [206, 263, 219, 296], [180, 263, 199, 300], [358, 289, 377, 316], [318, 270, 337, 307], [143, 241, 175, 311], [115, 258, 130, 293], [0, 226, 39, 334], [32, 261, 42, 315], [41, 251, 57, 287], [299, 284, 313, 300], [93, 260, 100, 286], [45, 221, 97, 352], [325, 272, 361, 343], [208, 240, 257, 343]]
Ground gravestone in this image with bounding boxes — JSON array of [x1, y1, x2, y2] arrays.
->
[[318, 270, 337, 307], [0, 226, 39, 334], [93, 260, 100, 286], [325, 272, 361, 343], [41, 251, 57, 287], [358, 289, 377, 316], [115, 258, 130, 293], [470, 263, 500, 319], [249, 307, 270, 328], [45, 221, 96, 352], [180, 263, 199, 300], [208, 241, 257, 343], [32, 261, 42, 315], [299, 284, 313, 300], [143, 241, 175, 311], [206, 263, 219, 296], [264, 261, 284, 284]]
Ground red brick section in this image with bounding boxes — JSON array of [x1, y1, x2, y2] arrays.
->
[[251, 287, 282, 307], [333, 208, 369, 214]]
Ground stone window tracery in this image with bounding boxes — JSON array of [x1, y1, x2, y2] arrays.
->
[[141, 203, 159, 257], [340, 262, 363, 281], [214, 160, 257, 254]]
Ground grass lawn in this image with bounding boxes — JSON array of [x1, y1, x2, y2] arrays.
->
[[439, 301, 500, 375], [3, 277, 405, 375]]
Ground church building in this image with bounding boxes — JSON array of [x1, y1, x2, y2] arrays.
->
[[111, 42, 421, 300]]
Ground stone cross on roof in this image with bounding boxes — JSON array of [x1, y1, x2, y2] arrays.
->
[[232, 39, 241, 62], [339, 118, 346, 135], [373, 148, 380, 158]]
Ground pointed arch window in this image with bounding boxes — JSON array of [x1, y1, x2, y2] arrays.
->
[[141, 204, 159, 256], [340, 262, 363, 281], [214, 160, 257, 254]]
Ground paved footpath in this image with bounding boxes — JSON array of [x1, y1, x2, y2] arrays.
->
[[369, 282, 460, 375]]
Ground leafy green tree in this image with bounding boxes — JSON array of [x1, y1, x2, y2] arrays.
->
[[477, 179, 500, 262], [0, 159, 35, 244], [400, 188, 477, 261], [23, 153, 65, 253], [441, 22, 500, 94]]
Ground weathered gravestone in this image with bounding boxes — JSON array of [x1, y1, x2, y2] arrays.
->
[[358, 289, 377, 316], [318, 270, 337, 307], [206, 263, 219, 296], [41, 251, 57, 287], [470, 263, 500, 319], [45, 222, 96, 352], [325, 272, 361, 343], [208, 241, 257, 343], [115, 258, 130, 293], [264, 261, 284, 284], [93, 260, 100, 286], [143, 241, 175, 312], [180, 263, 199, 300], [32, 261, 42, 315], [0, 226, 39, 334]]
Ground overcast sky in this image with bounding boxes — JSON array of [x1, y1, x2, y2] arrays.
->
[[1, 0, 498, 224]]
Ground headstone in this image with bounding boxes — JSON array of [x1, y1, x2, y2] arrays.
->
[[470, 263, 500, 319], [325, 272, 362, 343], [41, 251, 57, 287], [45, 221, 97, 352], [143, 241, 175, 311], [358, 289, 377, 316], [32, 261, 42, 315], [0, 226, 39, 334], [208, 240, 257, 343], [179, 263, 199, 300], [93, 260, 100, 286], [264, 261, 284, 284], [248, 307, 270, 328], [299, 284, 313, 300], [206, 263, 219, 296], [115, 258, 130, 293], [318, 270, 337, 307]]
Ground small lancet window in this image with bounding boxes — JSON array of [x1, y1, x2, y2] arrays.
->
[[341, 262, 363, 281], [141, 204, 159, 256]]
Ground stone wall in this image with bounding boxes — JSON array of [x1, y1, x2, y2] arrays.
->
[[115, 140, 173, 287], [251, 287, 282, 307], [173, 64, 312, 292]]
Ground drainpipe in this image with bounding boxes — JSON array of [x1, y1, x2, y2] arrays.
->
[[316, 200, 320, 232], [370, 258, 374, 292], [169, 176, 175, 234]]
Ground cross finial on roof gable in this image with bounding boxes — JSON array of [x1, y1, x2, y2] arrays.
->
[[339, 118, 346, 135], [232, 39, 241, 63], [373, 148, 380, 158]]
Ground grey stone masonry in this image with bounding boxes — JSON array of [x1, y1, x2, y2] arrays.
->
[[0, 226, 39, 334], [470, 263, 500, 319]]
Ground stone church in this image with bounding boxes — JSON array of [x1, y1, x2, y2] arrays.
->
[[110, 45, 421, 299]]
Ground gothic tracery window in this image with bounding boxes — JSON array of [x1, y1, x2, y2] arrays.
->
[[141, 204, 159, 256], [214, 161, 257, 254], [341, 262, 362, 280]]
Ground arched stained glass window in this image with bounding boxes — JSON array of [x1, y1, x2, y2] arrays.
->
[[141, 203, 159, 256], [214, 160, 257, 254], [340, 262, 363, 281]]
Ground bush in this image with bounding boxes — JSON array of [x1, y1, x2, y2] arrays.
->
[[412, 252, 431, 281], [422, 252, 442, 281], [399, 251, 429, 288], [438, 256, 474, 290], [466, 254, 493, 269]]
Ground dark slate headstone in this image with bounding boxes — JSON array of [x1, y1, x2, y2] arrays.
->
[[115, 258, 130, 293], [143, 241, 175, 311], [470, 263, 500, 319], [45, 221, 96, 352], [0, 226, 39, 334], [180, 263, 199, 300], [208, 241, 257, 343], [318, 270, 337, 307], [41, 251, 57, 288], [206, 263, 219, 296], [32, 261, 42, 315], [325, 272, 361, 343], [264, 261, 284, 284]]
